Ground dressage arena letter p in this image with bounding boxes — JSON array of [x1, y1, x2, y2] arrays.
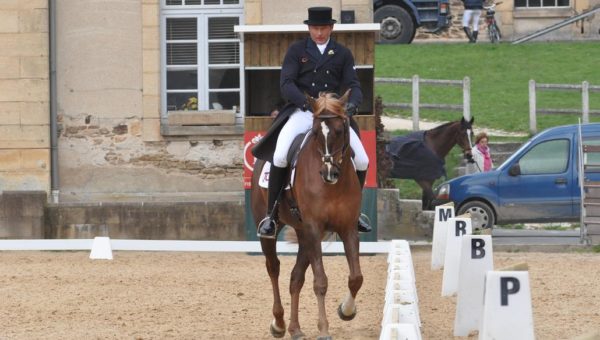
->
[[480, 271, 535, 340]]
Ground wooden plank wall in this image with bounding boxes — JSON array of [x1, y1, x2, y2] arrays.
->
[[244, 32, 375, 67]]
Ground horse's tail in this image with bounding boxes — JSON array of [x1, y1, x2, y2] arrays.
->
[[284, 227, 336, 243]]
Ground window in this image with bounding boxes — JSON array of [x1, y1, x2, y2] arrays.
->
[[519, 139, 569, 174], [514, 0, 569, 8], [161, 1, 243, 116]]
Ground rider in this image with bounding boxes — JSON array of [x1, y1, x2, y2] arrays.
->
[[255, 6, 371, 239]]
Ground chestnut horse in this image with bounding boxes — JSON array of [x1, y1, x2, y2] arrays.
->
[[250, 92, 363, 339]]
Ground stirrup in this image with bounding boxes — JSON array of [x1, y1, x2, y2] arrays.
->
[[257, 216, 278, 239], [358, 213, 372, 233]]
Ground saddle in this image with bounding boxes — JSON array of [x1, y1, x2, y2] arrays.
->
[[258, 131, 311, 189]]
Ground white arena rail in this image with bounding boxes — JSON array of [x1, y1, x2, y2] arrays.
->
[[0, 238, 393, 253], [380, 240, 422, 340]]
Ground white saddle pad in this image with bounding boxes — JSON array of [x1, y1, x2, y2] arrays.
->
[[259, 162, 294, 189]]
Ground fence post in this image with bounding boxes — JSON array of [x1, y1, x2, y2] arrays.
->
[[582, 81, 590, 124], [529, 79, 537, 134], [412, 75, 419, 131], [463, 77, 471, 121]]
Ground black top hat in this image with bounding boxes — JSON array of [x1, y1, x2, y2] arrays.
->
[[303, 7, 337, 25]]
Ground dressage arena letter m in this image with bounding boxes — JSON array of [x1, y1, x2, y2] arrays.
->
[[439, 207, 453, 222], [500, 277, 521, 306]]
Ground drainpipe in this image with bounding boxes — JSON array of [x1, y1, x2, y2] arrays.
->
[[49, 0, 59, 203]]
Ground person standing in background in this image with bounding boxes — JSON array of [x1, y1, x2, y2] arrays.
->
[[462, 0, 484, 43], [472, 132, 493, 172]]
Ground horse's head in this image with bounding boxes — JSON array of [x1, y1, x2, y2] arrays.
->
[[458, 116, 475, 160], [306, 91, 351, 184]]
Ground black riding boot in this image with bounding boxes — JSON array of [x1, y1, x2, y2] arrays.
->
[[356, 170, 372, 233], [463, 27, 474, 43], [472, 31, 478, 43], [257, 165, 287, 239]]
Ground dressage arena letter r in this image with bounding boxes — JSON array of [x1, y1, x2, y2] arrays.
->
[[500, 277, 521, 306], [439, 208, 453, 222], [455, 220, 467, 236], [471, 238, 486, 259]]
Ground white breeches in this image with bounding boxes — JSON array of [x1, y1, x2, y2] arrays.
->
[[272, 108, 369, 171], [462, 10, 482, 31]]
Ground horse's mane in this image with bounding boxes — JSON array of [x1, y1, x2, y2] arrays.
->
[[425, 120, 462, 138], [312, 92, 347, 118], [429, 120, 457, 132]]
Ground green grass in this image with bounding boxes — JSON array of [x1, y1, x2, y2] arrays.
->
[[375, 42, 600, 134]]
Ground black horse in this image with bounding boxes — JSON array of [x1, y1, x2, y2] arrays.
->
[[386, 117, 474, 210]]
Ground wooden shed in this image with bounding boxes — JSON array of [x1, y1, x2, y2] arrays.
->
[[235, 23, 381, 240]]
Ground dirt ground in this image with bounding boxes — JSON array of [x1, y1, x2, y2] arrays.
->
[[0, 249, 599, 339]]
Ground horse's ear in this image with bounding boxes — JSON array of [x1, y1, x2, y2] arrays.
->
[[461, 116, 474, 128], [339, 89, 351, 105]]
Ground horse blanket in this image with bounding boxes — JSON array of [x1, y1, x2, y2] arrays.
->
[[386, 131, 446, 181]]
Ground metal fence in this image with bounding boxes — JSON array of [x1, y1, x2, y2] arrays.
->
[[529, 80, 600, 134], [375, 75, 471, 131]]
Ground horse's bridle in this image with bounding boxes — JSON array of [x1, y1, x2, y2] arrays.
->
[[314, 114, 350, 171], [463, 128, 474, 159]]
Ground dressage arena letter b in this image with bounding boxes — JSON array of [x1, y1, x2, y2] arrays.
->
[[500, 277, 520, 306], [471, 238, 486, 259], [453, 235, 493, 336]]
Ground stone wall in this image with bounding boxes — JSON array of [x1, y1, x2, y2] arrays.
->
[[0, 1, 50, 192], [1, 188, 433, 241], [246, 0, 372, 25], [55, 0, 244, 202], [0, 191, 46, 239], [377, 189, 434, 241], [417, 0, 600, 42], [45, 200, 246, 240]]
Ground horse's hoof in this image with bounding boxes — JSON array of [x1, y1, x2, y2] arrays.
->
[[269, 321, 285, 338], [337, 303, 356, 321], [291, 332, 306, 340]]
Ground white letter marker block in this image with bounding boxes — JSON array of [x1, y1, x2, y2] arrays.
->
[[479, 271, 535, 340], [441, 216, 472, 296], [89, 236, 113, 260], [454, 235, 494, 336], [431, 204, 454, 270]]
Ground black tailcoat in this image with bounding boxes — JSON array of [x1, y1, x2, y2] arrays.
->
[[252, 37, 363, 162]]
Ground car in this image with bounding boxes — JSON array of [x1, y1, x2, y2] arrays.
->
[[432, 123, 600, 230]]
